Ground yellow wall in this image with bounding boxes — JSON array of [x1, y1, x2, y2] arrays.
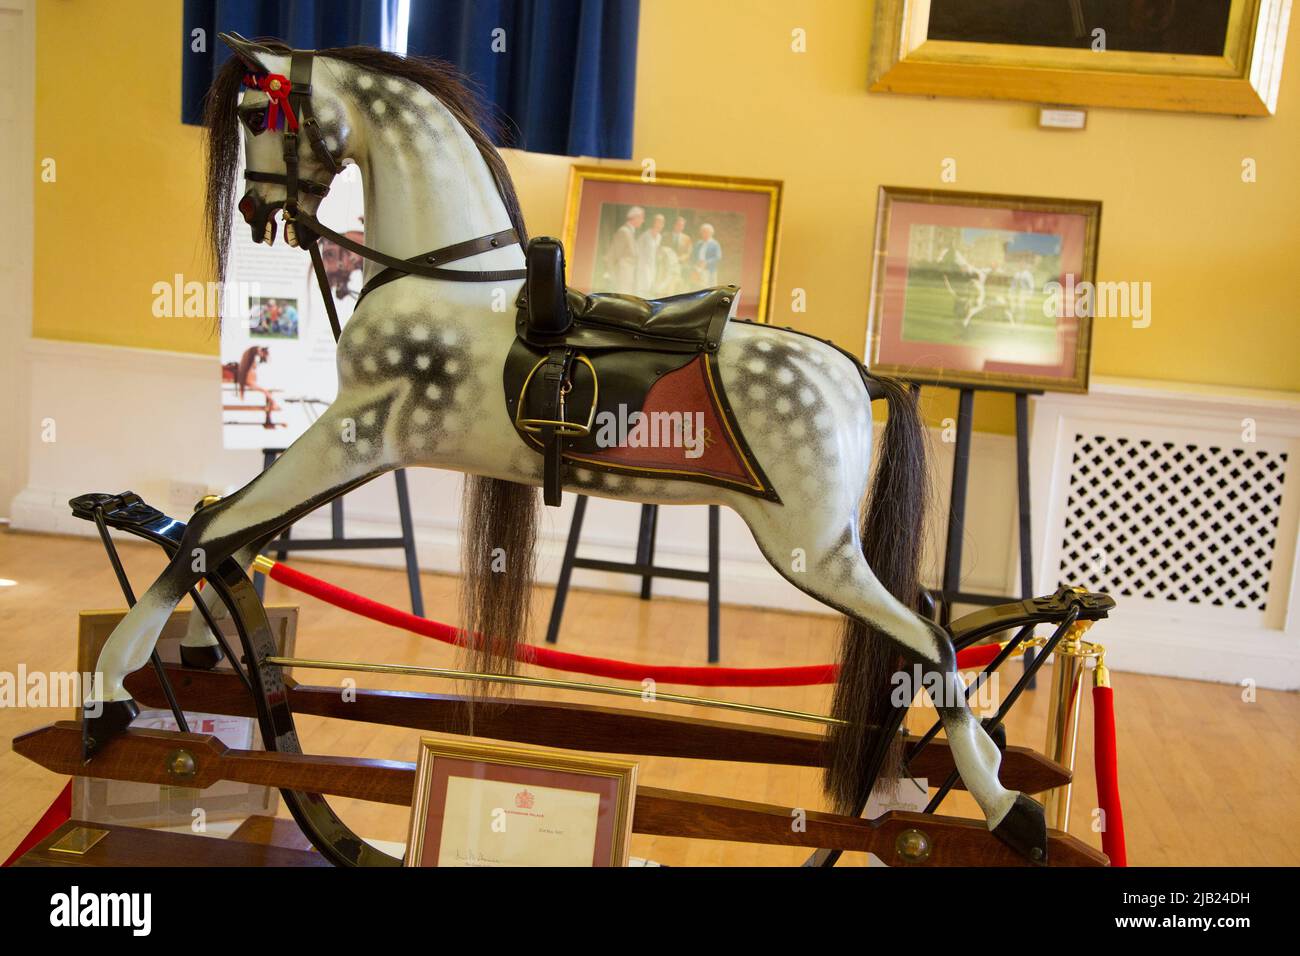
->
[[34, 0, 213, 353], [33, 0, 1300, 431]]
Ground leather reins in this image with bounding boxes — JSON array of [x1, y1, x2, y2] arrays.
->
[[240, 48, 526, 342]]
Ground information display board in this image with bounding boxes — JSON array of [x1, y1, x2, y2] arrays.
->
[[219, 165, 366, 449]]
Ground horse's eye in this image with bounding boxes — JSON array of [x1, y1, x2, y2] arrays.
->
[[240, 107, 268, 135]]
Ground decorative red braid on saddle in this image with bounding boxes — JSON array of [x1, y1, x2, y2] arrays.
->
[[241, 72, 299, 132]]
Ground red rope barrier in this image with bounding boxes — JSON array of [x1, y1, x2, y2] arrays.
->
[[264, 560, 999, 686], [954, 642, 1001, 671], [1092, 683, 1127, 866]]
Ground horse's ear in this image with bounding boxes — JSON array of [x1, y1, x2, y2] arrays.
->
[[218, 31, 270, 73]]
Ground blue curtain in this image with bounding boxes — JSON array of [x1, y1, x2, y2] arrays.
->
[[406, 0, 639, 159], [182, 0, 398, 124]]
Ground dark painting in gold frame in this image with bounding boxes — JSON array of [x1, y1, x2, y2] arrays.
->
[[870, 0, 1291, 116]]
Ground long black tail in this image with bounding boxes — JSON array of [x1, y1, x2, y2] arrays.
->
[[825, 374, 929, 815]]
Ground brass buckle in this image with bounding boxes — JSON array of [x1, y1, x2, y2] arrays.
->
[[515, 354, 598, 437]]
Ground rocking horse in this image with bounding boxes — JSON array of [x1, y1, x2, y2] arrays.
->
[[73, 33, 1057, 862]]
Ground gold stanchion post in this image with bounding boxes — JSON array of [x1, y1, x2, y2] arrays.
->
[[1041, 620, 1097, 832]]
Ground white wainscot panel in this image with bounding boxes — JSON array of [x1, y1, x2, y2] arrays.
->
[[1031, 379, 1300, 688]]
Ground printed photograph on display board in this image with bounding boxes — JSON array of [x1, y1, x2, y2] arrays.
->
[[866, 186, 1101, 392], [562, 166, 782, 322], [219, 164, 367, 448]]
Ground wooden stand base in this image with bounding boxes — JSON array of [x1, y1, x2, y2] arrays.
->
[[14, 721, 1107, 867]]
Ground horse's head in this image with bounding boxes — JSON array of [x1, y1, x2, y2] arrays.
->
[[204, 34, 527, 305], [212, 33, 353, 249]]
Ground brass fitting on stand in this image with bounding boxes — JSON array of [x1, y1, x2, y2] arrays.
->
[[983, 611, 1109, 834]]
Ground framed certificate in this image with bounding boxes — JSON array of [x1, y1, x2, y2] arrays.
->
[[405, 738, 638, 867]]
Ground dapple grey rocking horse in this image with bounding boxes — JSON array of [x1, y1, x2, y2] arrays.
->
[[81, 33, 1047, 860]]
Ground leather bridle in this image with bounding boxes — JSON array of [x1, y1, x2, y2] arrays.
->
[[238, 47, 526, 341]]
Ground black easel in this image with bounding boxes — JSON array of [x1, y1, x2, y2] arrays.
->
[[924, 386, 1041, 681], [252, 448, 425, 616], [545, 498, 721, 663]]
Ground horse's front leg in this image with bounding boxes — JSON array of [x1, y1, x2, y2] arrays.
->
[[83, 393, 398, 755]]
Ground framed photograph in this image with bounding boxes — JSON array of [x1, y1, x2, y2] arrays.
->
[[405, 738, 637, 867], [870, 0, 1291, 116], [866, 186, 1101, 393], [562, 165, 782, 322]]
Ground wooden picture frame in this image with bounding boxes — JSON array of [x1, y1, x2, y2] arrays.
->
[[866, 186, 1102, 393], [562, 165, 783, 322], [405, 738, 637, 867], [870, 0, 1291, 116]]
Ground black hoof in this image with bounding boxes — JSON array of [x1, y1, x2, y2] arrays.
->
[[179, 642, 225, 670], [991, 793, 1048, 865], [81, 698, 140, 761]]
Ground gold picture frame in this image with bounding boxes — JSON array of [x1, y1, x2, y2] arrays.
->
[[870, 0, 1291, 116], [405, 737, 638, 867], [867, 186, 1102, 393], [562, 165, 783, 322]]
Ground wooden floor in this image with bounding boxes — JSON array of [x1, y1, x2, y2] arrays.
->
[[2, 527, 1298, 866]]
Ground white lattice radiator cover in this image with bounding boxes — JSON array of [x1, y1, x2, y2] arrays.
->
[[1031, 380, 1300, 688]]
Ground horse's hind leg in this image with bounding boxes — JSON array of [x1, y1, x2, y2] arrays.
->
[[84, 401, 393, 751], [734, 503, 1046, 859]]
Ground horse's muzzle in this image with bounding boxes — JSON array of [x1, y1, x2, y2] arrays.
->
[[239, 191, 282, 245]]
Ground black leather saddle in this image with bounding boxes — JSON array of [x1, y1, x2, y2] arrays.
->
[[505, 237, 739, 506]]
